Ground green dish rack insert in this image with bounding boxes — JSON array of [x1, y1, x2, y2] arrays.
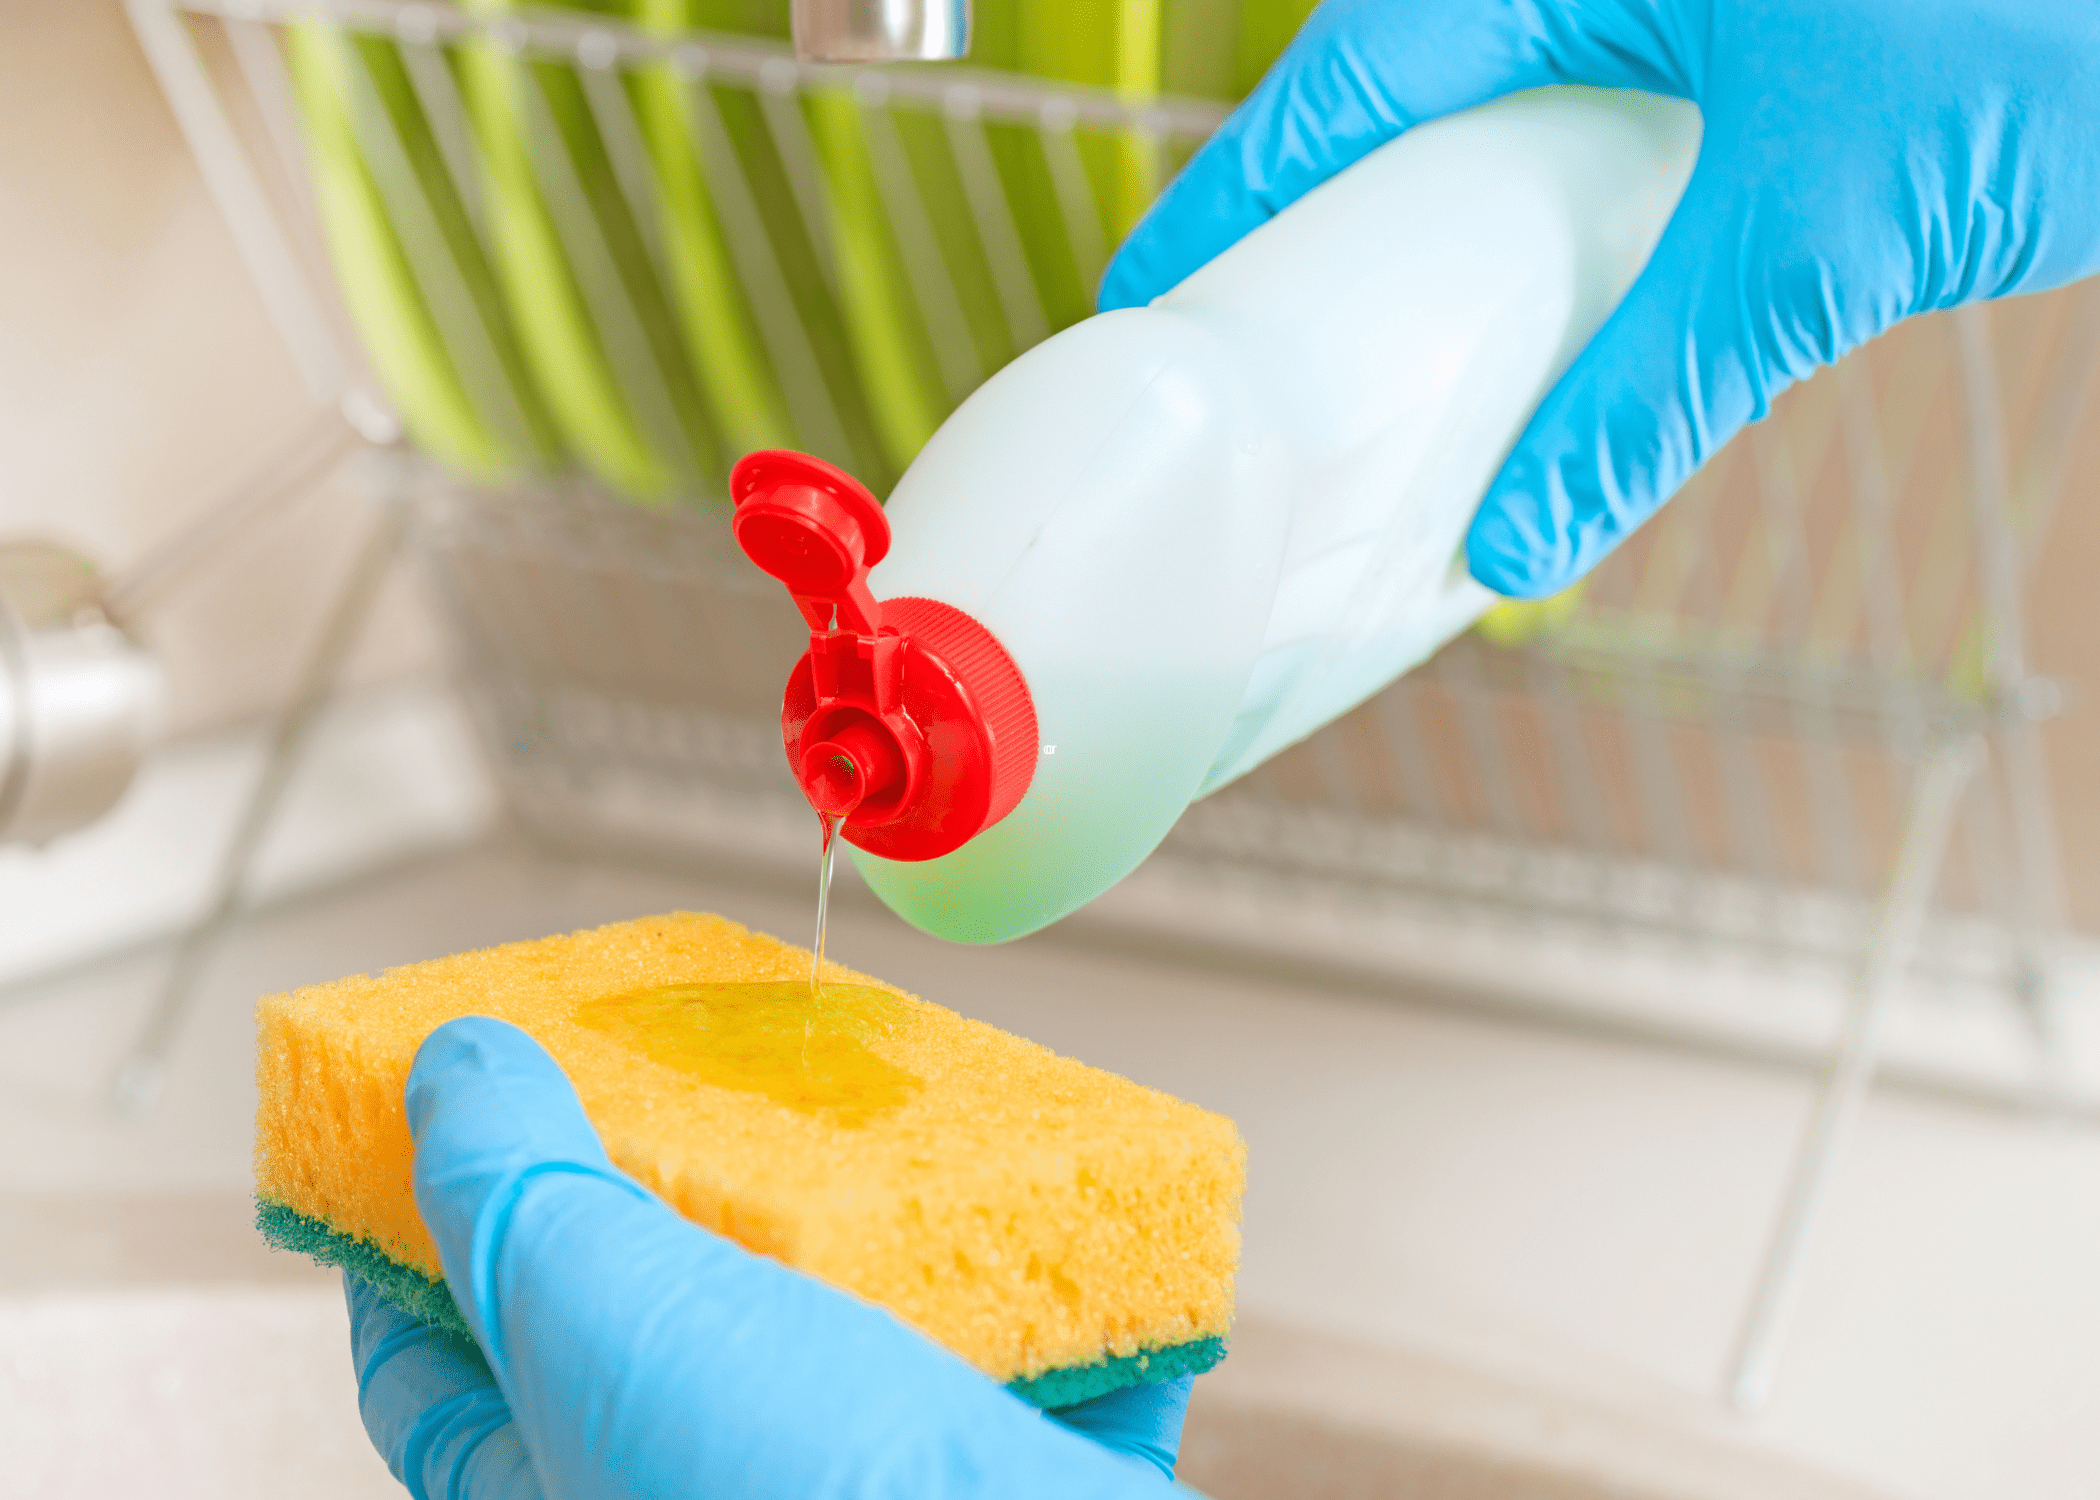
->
[[289, 0, 1320, 505]]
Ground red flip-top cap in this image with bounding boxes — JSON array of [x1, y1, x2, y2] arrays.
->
[[731, 450, 888, 634], [731, 450, 1038, 862]]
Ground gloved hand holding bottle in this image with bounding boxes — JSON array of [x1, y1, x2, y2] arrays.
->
[[1103, 0, 2100, 598], [347, 1018, 1191, 1499]]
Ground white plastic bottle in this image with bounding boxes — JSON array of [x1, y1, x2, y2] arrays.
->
[[742, 87, 1700, 943]]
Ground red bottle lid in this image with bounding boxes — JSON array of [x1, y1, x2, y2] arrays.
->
[[731, 450, 1038, 862]]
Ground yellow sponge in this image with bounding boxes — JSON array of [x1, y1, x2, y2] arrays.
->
[[254, 911, 1244, 1404]]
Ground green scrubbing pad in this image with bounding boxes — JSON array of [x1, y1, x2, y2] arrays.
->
[[258, 1198, 1224, 1408], [259, 1198, 471, 1339]]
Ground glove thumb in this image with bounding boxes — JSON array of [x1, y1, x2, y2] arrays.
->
[[1467, 163, 1788, 598]]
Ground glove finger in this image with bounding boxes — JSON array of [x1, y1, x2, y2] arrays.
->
[[344, 1271, 543, 1500], [1051, 1374, 1195, 1481], [403, 1015, 655, 1369], [1466, 159, 1800, 596], [407, 1017, 1162, 1500], [1099, 0, 1699, 311]]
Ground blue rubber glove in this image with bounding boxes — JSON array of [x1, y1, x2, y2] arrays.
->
[[346, 1017, 1191, 1498], [1100, 0, 2100, 598]]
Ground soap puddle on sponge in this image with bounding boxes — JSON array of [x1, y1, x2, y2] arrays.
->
[[575, 981, 924, 1128]]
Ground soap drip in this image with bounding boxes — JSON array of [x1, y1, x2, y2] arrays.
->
[[811, 811, 838, 1000]]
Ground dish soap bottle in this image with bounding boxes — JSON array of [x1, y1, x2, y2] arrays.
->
[[732, 86, 1701, 943]]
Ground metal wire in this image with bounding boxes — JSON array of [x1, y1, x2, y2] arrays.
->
[[943, 88, 1052, 353], [511, 46, 705, 487], [1726, 733, 1984, 1411], [341, 31, 544, 458], [128, 0, 351, 401], [112, 488, 408, 1118], [851, 78, 985, 405]]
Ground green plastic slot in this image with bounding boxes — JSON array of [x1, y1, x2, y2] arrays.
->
[[462, 0, 725, 506], [287, 23, 561, 478]]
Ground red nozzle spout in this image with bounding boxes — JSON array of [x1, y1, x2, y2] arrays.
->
[[730, 450, 1039, 862], [799, 718, 907, 818]]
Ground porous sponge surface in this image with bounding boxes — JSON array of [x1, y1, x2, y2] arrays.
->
[[254, 912, 1243, 1387]]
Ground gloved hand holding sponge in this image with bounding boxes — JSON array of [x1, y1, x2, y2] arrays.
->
[[351, 1020, 1191, 1500], [257, 912, 1235, 1498]]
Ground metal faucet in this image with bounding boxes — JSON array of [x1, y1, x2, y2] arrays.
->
[[790, 0, 969, 62], [0, 542, 163, 848]]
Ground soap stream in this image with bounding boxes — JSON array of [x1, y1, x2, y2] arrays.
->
[[810, 812, 838, 1002]]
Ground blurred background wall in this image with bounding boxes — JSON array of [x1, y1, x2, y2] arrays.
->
[[0, 0, 438, 741]]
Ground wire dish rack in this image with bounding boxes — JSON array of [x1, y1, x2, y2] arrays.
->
[[134, 0, 1228, 504], [131, 0, 2099, 1413]]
